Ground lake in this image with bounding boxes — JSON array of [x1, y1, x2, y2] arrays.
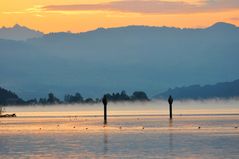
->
[[0, 100, 239, 158]]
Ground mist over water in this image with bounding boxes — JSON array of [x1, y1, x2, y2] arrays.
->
[[1, 99, 239, 159], [5, 99, 239, 117]]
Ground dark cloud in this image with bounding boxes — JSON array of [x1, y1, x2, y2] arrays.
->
[[43, 0, 239, 14]]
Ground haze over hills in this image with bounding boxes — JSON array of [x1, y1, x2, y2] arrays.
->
[[0, 22, 239, 99], [1, 78, 239, 105], [155, 79, 239, 100], [0, 86, 24, 105], [0, 24, 43, 41]]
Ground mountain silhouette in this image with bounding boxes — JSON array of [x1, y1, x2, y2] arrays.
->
[[207, 22, 237, 30], [155, 79, 239, 100], [0, 22, 239, 99], [0, 24, 43, 41]]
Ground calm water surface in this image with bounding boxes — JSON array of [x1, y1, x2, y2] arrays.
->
[[1, 101, 239, 158]]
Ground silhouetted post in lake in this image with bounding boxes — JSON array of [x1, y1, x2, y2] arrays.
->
[[168, 95, 173, 119], [102, 95, 108, 124]]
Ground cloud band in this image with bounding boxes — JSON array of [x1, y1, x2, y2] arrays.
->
[[43, 0, 239, 14]]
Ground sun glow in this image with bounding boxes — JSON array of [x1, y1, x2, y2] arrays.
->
[[1, 0, 239, 33]]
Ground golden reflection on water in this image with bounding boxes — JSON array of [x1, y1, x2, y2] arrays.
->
[[1, 100, 239, 135], [103, 129, 109, 155], [1, 101, 239, 159], [1, 115, 239, 135]]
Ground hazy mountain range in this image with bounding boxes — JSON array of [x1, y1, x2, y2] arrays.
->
[[0, 22, 239, 100], [156, 79, 239, 100], [0, 24, 43, 41]]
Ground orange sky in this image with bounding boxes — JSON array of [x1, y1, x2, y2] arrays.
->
[[1, 0, 239, 33]]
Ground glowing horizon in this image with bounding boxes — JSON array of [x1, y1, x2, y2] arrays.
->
[[1, 0, 239, 33]]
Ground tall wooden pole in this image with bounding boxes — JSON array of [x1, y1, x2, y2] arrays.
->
[[168, 95, 173, 119], [102, 95, 108, 124]]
